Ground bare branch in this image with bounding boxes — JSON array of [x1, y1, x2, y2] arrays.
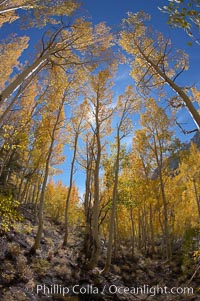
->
[[176, 121, 198, 134], [173, 66, 186, 82]]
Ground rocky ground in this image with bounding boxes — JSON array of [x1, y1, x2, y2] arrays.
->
[[0, 215, 199, 301]]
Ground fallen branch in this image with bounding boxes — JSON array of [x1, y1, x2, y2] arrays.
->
[[188, 262, 200, 284]]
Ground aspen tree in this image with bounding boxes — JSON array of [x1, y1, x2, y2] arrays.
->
[[0, 14, 113, 124], [103, 85, 139, 273], [83, 69, 114, 269], [119, 12, 200, 129], [136, 98, 174, 259], [63, 104, 86, 246]]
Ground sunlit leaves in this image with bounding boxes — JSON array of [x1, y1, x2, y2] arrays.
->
[[0, 35, 29, 90], [0, 0, 79, 28], [119, 11, 190, 93], [159, 0, 200, 45]]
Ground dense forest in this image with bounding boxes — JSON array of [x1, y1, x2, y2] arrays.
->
[[0, 0, 200, 300]]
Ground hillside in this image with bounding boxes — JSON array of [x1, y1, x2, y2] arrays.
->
[[0, 210, 199, 301]]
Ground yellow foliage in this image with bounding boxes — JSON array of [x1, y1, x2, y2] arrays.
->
[[45, 180, 79, 224], [0, 194, 23, 233], [0, 35, 29, 89]]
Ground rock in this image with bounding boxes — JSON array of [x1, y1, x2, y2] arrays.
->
[[113, 264, 121, 274], [148, 270, 155, 278], [136, 269, 143, 276], [122, 272, 131, 282]]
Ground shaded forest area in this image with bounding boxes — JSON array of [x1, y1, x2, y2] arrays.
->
[[0, 0, 200, 300]]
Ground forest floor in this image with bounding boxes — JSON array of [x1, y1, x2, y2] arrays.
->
[[0, 213, 200, 301]]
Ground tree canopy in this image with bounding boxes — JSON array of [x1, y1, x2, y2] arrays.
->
[[0, 2, 200, 299]]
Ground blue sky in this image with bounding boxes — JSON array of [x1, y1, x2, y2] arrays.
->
[[1, 1, 199, 193], [53, 0, 200, 192], [83, 0, 200, 130], [82, 0, 200, 81]]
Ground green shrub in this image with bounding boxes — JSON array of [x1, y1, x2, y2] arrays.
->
[[31, 258, 51, 276], [181, 226, 200, 273], [0, 194, 22, 233]]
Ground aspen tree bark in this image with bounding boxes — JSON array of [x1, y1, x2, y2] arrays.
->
[[103, 130, 120, 273], [63, 132, 79, 246], [82, 134, 95, 259], [0, 53, 49, 105], [149, 203, 155, 254], [0, 72, 41, 124], [0, 23, 73, 116], [154, 142, 171, 259], [193, 178, 200, 223], [141, 210, 147, 251], [31, 185, 37, 204], [83, 156, 93, 259], [159, 172, 171, 259], [87, 123, 101, 269], [130, 206, 135, 257], [0, 150, 12, 178], [139, 214, 143, 250], [31, 143, 52, 251], [120, 17, 200, 129], [63, 109, 84, 245], [17, 174, 25, 201], [136, 97, 173, 259], [31, 96, 64, 252], [134, 42, 200, 129], [113, 218, 117, 260], [35, 181, 41, 205], [24, 182, 30, 204], [85, 69, 115, 269], [0, 5, 33, 14], [1, 150, 15, 187], [21, 179, 29, 203], [143, 206, 148, 252]]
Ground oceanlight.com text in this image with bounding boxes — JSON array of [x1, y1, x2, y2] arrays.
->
[[36, 283, 194, 297]]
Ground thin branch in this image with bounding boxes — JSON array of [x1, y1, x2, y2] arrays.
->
[[0, 4, 33, 14], [173, 65, 186, 82], [176, 121, 198, 134], [0, 0, 9, 6], [188, 263, 200, 284]]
